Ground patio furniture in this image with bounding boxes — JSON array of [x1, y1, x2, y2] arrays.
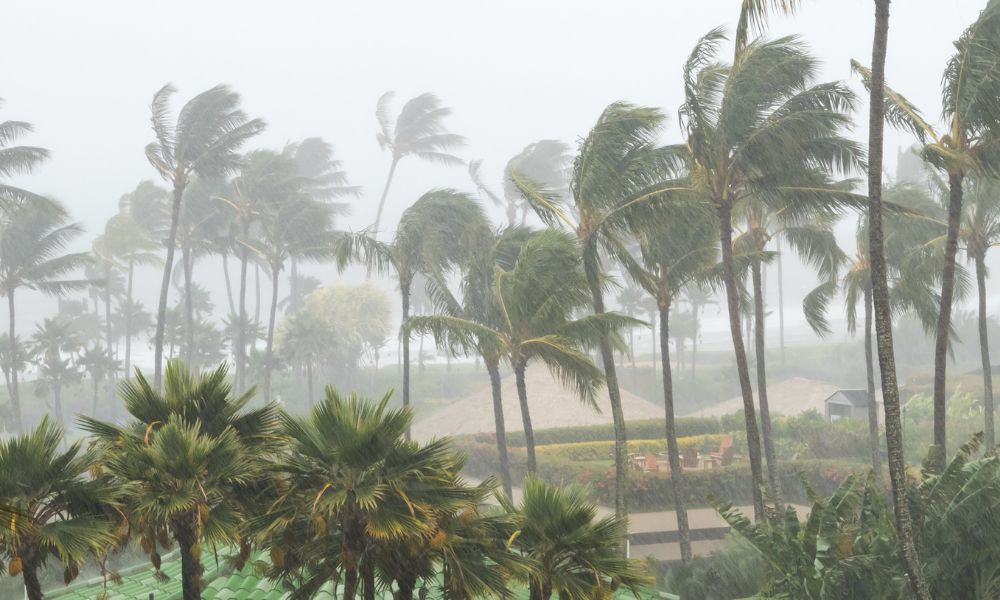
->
[[682, 447, 700, 469], [709, 436, 735, 467]]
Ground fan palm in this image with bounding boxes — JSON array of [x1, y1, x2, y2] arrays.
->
[[626, 202, 718, 565], [254, 387, 462, 600], [80, 361, 279, 600], [674, 28, 863, 519], [961, 177, 1000, 448], [336, 189, 488, 438], [513, 102, 683, 518], [853, 0, 1000, 468], [409, 229, 634, 474], [859, 0, 932, 595], [372, 92, 465, 238], [145, 84, 265, 389], [0, 418, 120, 600], [0, 98, 52, 211], [500, 476, 650, 600], [0, 200, 91, 431]]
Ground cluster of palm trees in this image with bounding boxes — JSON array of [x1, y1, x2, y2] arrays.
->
[[0, 361, 648, 600]]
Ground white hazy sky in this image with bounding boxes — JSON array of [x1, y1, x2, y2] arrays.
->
[[1, 0, 991, 349]]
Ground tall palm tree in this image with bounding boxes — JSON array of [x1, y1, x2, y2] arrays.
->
[[672, 28, 862, 518], [0, 98, 51, 211], [80, 361, 279, 600], [962, 177, 1000, 448], [372, 92, 465, 237], [0, 418, 119, 600], [470, 140, 572, 227], [144, 84, 265, 389], [0, 201, 91, 431], [77, 344, 119, 417], [513, 102, 682, 518], [854, 1, 1000, 467], [626, 202, 718, 565], [28, 317, 82, 427], [409, 229, 633, 474], [275, 309, 328, 407], [336, 189, 489, 437], [500, 476, 650, 600], [859, 0, 933, 596]]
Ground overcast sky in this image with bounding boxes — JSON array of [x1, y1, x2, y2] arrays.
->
[[1, 0, 990, 349]]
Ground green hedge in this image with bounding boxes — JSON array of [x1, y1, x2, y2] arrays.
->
[[466, 417, 727, 448], [535, 434, 729, 462]]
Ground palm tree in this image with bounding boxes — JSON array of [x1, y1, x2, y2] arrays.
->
[[682, 283, 715, 379], [77, 345, 119, 417], [372, 92, 465, 237], [470, 140, 572, 227], [255, 387, 461, 600], [409, 229, 633, 474], [336, 189, 488, 437], [859, 0, 933, 595], [616, 283, 645, 368], [513, 102, 681, 518], [28, 317, 82, 427], [0, 98, 51, 211], [0, 333, 27, 409], [145, 84, 265, 389], [854, 1, 1000, 467], [626, 202, 718, 565], [500, 476, 650, 600], [80, 361, 279, 600], [673, 28, 862, 519], [0, 418, 119, 600], [0, 200, 91, 431], [275, 309, 328, 407], [962, 177, 1000, 448]]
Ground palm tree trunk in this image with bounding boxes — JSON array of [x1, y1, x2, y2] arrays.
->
[[976, 252, 995, 448], [263, 264, 280, 402], [170, 511, 204, 600], [7, 291, 21, 432], [401, 280, 412, 440], [104, 265, 117, 413], [650, 311, 656, 375], [777, 238, 786, 364], [236, 246, 249, 391], [183, 246, 195, 367], [307, 360, 315, 410], [343, 567, 359, 600], [255, 262, 262, 327], [53, 381, 64, 427], [289, 257, 300, 313], [124, 259, 134, 379], [658, 301, 692, 564], [372, 157, 399, 239], [751, 261, 780, 505], [154, 184, 184, 390], [629, 328, 635, 368], [222, 253, 236, 316], [514, 360, 537, 474], [583, 250, 629, 519], [866, 2, 932, 597], [691, 303, 700, 379], [486, 356, 513, 498], [361, 561, 376, 600], [21, 559, 42, 600], [932, 171, 965, 468], [863, 286, 883, 480], [718, 203, 765, 520], [92, 377, 100, 417]]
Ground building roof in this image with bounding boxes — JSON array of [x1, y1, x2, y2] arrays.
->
[[824, 389, 871, 407]]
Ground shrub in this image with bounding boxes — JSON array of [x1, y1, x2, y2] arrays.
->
[[468, 417, 726, 447], [535, 434, 729, 462]]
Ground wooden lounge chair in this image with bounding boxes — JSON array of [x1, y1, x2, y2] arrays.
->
[[682, 447, 700, 469], [644, 451, 659, 473], [709, 436, 735, 467]]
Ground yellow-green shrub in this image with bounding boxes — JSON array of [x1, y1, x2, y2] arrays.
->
[[534, 433, 730, 462]]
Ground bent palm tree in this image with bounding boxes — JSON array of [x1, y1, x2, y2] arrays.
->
[[336, 189, 488, 437], [145, 84, 264, 389], [0, 99, 52, 211], [372, 92, 465, 237], [513, 102, 682, 518], [0, 201, 91, 431]]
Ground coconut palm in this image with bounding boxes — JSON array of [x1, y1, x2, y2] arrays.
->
[[625, 202, 718, 565], [962, 177, 1000, 448], [144, 84, 265, 389], [682, 283, 715, 379], [0, 418, 119, 600], [0, 334, 27, 411], [672, 28, 862, 519], [80, 361, 279, 600], [616, 283, 646, 368], [28, 317, 83, 427], [336, 189, 489, 437], [372, 92, 465, 238], [275, 309, 328, 408], [0, 98, 52, 211], [470, 140, 572, 227], [0, 201, 91, 431], [500, 476, 650, 600], [859, 0, 933, 595], [77, 345, 119, 417], [409, 229, 635, 474], [254, 387, 462, 600], [513, 102, 682, 518], [853, 1, 1000, 468]]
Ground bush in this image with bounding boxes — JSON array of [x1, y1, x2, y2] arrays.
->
[[535, 434, 728, 462], [469, 417, 726, 447]]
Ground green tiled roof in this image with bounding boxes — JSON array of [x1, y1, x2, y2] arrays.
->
[[46, 553, 676, 599]]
